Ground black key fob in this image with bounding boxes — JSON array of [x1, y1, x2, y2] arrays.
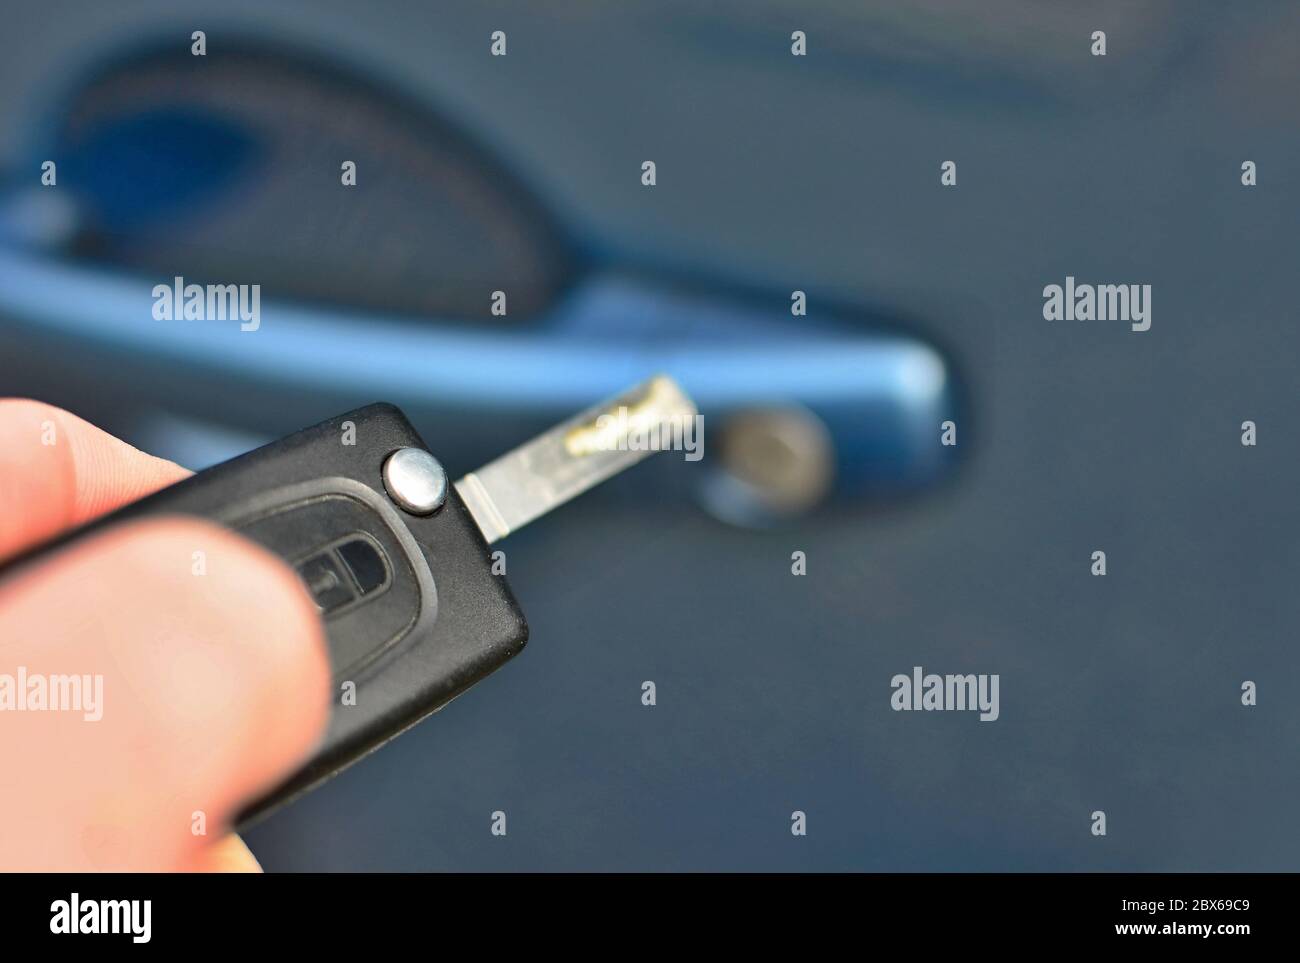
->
[[7, 404, 526, 824], [0, 377, 695, 824]]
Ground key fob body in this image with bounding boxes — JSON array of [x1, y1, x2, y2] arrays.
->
[[1, 404, 528, 823]]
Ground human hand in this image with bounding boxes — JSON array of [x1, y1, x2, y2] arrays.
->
[[0, 400, 330, 871]]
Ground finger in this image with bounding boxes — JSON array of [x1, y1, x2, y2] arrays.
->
[[0, 399, 190, 561], [183, 835, 263, 873], [0, 517, 330, 871]]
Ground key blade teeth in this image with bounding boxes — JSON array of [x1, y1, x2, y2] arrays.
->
[[563, 374, 698, 456], [454, 375, 698, 545]]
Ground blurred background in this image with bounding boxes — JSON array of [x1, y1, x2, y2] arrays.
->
[[1, 1, 1297, 870]]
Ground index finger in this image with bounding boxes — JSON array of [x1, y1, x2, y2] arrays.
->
[[0, 399, 190, 562]]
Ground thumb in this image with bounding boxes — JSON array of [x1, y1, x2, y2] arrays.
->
[[0, 516, 330, 870]]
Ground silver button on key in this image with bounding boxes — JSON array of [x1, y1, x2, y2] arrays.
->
[[382, 447, 447, 515]]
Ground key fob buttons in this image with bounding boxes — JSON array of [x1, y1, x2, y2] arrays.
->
[[221, 477, 439, 682]]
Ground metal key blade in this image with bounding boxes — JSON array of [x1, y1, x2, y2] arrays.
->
[[454, 375, 698, 544]]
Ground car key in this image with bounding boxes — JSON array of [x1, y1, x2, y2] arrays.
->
[[0, 375, 697, 824]]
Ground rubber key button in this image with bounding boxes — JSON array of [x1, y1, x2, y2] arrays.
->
[[297, 552, 356, 614], [336, 537, 390, 595]]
